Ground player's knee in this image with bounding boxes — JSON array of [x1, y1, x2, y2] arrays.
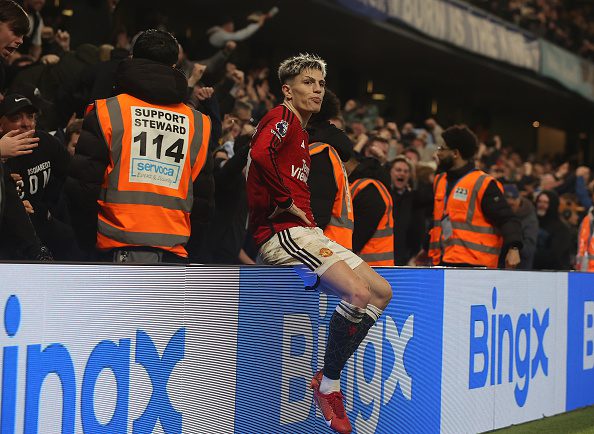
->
[[348, 277, 371, 308], [379, 280, 393, 306]]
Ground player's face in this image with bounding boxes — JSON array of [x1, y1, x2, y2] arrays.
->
[[0, 23, 23, 59], [284, 68, 325, 115]]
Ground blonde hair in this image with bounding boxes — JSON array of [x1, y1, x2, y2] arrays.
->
[[277, 53, 327, 84]]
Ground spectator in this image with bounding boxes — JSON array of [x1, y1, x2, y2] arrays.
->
[[18, 0, 44, 61], [0, 0, 52, 261], [428, 125, 522, 269], [207, 11, 274, 49], [403, 147, 421, 165], [207, 133, 252, 264], [533, 190, 572, 270], [177, 40, 236, 83], [576, 165, 592, 209], [64, 118, 82, 156], [1, 94, 76, 259], [345, 153, 394, 266], [503, 183, 538, 269], [361, 135, 390, 165], [389, 155, 425, 265], [425, 117, 445, 149], [65, 29, 211, 263], [576, 187, 594, 271], [307, 88, 354, 250]]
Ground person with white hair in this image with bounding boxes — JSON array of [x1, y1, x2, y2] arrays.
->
[[246, 53, 392, 434]]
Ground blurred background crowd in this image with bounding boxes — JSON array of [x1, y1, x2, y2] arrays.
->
[[0, 0, 593, 271], [471, 0, 594, 60]]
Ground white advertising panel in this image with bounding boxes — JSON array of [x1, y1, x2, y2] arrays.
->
[[0, 264, 240, 434], [440, 270, 567, 433]]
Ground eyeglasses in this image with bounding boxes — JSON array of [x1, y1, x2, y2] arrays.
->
[[436, 146, 451, 152]]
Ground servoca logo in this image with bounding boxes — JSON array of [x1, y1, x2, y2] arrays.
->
[[280, 294, 413, 433], [1, 295, 185, 433], [469, 287, 549, 407]]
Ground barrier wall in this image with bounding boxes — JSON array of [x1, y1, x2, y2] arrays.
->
[[0, 263, 592, 433]]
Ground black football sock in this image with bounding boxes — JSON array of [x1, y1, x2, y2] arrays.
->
[[344, 304, 383, 363], [322, 300, 366, 381]]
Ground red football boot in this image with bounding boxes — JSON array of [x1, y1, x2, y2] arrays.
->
[[310, 370, 352, 434]]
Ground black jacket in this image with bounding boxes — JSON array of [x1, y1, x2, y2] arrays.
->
[[206, 135, 251, 264], [391, 184, 432, 265], [533, 190, 572, 270], [65, 58, 212, 254], [432, 162, 523, 266], [306, 122, 353, 230], [348, 158, 391, 254], [0, 163, 45, 259]]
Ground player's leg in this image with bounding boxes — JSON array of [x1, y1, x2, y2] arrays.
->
[[307, 259, 367, 434], [283, 229, 366, 434], [340, 261, 393, 365], [353, 261, 392, 310], [317, 244, 393, 384]]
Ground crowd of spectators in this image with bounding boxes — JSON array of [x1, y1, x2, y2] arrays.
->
[[0, 0, 592, 271], [470, 0, 594, 61]]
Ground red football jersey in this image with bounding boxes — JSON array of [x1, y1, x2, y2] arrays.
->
[[247, 105, 316, 246]]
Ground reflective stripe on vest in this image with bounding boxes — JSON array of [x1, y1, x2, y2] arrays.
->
[[309, 142, 354, 249], [428, 170, 502, 268], [577, 211, 594, 272], [350, 178, 395, 266], [427, 173, 446, 265], [95, 94, 210, 257]]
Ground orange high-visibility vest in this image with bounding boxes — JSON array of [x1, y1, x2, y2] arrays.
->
[[309, 142, 354, 249], [428, 170, 503, 268], [577, 210, 594, 271], [350, 178, 395, 266], [94, 94, 210, 257]]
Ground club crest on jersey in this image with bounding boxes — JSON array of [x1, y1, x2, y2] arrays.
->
[[271, 120, 289, 140], [319, 248, 333, 257]]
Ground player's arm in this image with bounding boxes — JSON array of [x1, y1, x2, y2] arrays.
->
[[249, 116, 293, 209]]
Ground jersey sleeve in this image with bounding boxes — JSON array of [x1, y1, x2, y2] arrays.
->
[[249, 109, 295, 208]]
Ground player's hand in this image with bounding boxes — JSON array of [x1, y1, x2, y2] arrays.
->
[[0, 130, 39, 158], [505, 248, 521, 269], [268, 203, 311, 225]]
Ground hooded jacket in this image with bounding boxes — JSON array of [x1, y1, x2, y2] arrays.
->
[[307, 121, 353, 230], [348, 157, 391, 253], [515, 197, 538, 269], [65, 58, 212, 254], [533, 190, 572, 270]]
